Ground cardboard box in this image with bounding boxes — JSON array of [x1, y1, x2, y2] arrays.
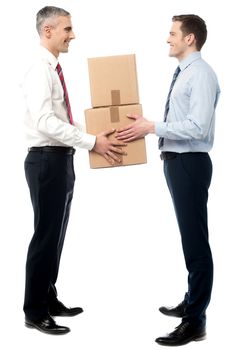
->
[[85, 104, 147, 168], [88, 54, 139, 107]]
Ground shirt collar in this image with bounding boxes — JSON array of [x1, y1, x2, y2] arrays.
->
[[179, 51, 201, 71], [39, 45, 59, 70]]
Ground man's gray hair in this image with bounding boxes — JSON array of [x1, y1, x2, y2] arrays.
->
[[36, 6, 70, 35]]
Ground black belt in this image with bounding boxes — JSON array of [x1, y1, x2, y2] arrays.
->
[[160, 151, 207, 160], [28, 146, 75, 155], [160, 152, 178, 160]]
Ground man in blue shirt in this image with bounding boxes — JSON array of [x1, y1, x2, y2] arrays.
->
[[116, 14, 220, 346]]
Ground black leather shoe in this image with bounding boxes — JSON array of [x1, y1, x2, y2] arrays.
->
[[159, 300, 186, 318], [25, 314, 70, 335], [49, 300, 83, 317], [155, 321, 206, 346]]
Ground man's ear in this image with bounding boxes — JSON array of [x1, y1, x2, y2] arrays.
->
[[43, 25, 52, 38], [186, 33, 196, 47]]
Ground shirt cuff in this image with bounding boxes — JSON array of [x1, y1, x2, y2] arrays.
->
[[155, 122, 166, 137], [74, 130, 96, 150]]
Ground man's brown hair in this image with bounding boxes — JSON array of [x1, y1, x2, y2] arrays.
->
[[172, 14, 207, 50]]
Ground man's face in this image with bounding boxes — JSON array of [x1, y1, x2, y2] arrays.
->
[[46, 15, 75, 57], [167, 21, 190, 61]]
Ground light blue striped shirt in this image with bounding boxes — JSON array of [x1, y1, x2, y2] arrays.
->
[[156, 52, 220, 153]]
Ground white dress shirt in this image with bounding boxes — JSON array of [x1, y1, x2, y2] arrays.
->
[[23, 46, 96, 150]]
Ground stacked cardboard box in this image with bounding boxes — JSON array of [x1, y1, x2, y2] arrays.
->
[[85, 54, 147, 168]]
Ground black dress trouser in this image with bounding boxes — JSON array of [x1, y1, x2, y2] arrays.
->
[[23, 148, 75, 321], [163, 152, 213, 327]]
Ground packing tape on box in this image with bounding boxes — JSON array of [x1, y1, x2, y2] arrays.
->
[[110, 90, 120, 122], [111, 90, 121, 105], [110, 91, 122, 164], [109, 106, 120, 123], [109, 105, 123, 165]]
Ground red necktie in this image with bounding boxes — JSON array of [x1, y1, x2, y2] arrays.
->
[[56, 63, 74, 125]]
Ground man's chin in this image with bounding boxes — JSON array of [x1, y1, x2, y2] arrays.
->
[[60, 48, 69, 53]]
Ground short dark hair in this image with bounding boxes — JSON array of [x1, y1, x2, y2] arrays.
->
[[36, 6, 70, 35], [172, 14, 207, 50]]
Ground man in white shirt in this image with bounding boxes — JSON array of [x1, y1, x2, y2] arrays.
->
[[23, 6, 126, 335]]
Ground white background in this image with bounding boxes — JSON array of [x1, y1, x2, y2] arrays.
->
[[1, 0, 231, 349]]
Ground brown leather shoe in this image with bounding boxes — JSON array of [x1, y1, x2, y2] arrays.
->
[[25, 314, 70, 335], [155, 321, 206, 346]]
